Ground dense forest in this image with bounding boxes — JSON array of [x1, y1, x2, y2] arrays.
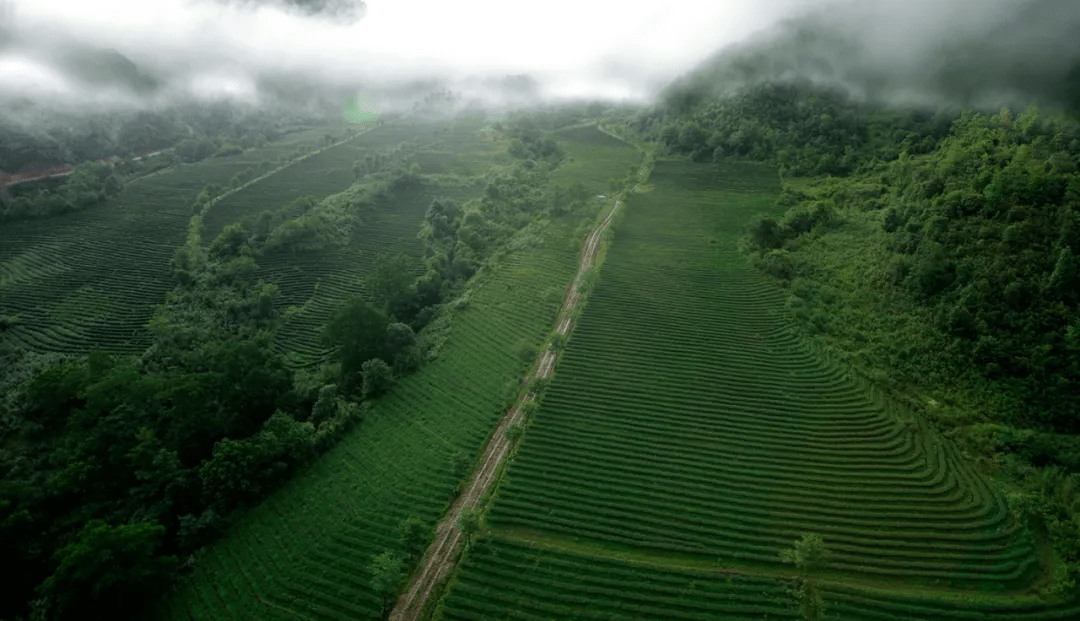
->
[[0, 112, 591, 620], [630, 68, 1080, 585]]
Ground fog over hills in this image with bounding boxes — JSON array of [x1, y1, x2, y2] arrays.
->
[[1, 0, 1077, 170]]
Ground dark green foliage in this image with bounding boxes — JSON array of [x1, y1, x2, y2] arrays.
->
[[360, 358, 394, 399], [36, 520, 177, 621], [369, 550, 407, 613], [742, 108, 1080, 432], [366, 253, 419, 315], [310, 383, 340, 424], [456, 507, 484, 547], [504, 116, 565, 166], [398, 516, 433, 561], [1, 161, 124, 222], [322, 298, 390, 392], [743, 200, 835, 256], [175, 137, 220, 163], [637, 81, 954, 175], [385, 322, 419, 371]]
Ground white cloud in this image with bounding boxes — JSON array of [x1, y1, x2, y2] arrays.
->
[[4, 0, 818, 102]]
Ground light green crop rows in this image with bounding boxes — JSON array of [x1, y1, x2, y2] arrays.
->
[[440, 537, 1080, 621], [551, 125, 641, 195], [0, 129, 336, 354], [435, 161, 1073, 620], [156, 220, 579, 621], [411, 114, 511, 178], [259, 181, 447, 366], [201, 120, 444, 243]]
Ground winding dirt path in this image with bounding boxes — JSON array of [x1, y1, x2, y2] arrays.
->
[[388, 198, 622, 621]]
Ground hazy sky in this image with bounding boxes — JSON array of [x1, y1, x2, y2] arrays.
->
[[1, 0, 1075, 110], [0, 0, 820, 104]]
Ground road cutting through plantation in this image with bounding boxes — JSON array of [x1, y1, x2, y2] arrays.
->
[[388, 198, 622, 621]]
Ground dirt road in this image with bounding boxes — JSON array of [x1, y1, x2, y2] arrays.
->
[[388, 198, 623, 621]]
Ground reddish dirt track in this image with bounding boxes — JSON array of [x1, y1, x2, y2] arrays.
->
[[388, 198, 623, 621]]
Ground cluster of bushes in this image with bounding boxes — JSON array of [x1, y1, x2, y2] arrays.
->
[[174, 132, 268, 164], [353, 139, 419, 180], [634, 80, 955, 176], [0, 246, 366, 621], [502, 118, 565, 167], [0, 161, 123, 222]]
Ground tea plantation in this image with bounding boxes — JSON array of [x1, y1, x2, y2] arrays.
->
[[435, 161, 1080, 620]]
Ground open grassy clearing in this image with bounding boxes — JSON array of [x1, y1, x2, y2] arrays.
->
[[436, 160, 1075, 619], [157, 218, 579, 621], [0, 124, 354, 355]]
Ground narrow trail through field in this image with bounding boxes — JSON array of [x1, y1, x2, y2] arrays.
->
[[388, 198, 622, 621]]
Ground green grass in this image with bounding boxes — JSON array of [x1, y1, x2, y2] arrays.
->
[[156, 218, 581, 620], [433, 160, 1074, 620]]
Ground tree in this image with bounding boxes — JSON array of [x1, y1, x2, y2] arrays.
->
[[311, 384, 339, 424], [199, 438, 268, 510], [1047, 246, 1079, 302], [549, 332, 567, 354], [504, 422, 525, 445], [398, 516, 432, 561], [517, 343, 538, 368], [780, 534, 829, 621], [361, 358, 394, 400], [790, 579, 826, 621], [368, 550, 406, 614], [456, 507, 484, 547], [36, 520, 177, 621], [365, 253, 416, 313], [323, 298, 390, 392], [780, 533, 829, 573], [385, 322, 417, 363], [577, 266, 599, 297]]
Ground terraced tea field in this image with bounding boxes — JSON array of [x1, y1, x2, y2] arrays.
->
[[552, 125, 641, 194], [251, 116, 514, 366], [0, 125, 372, 355], [437, 161, 1078, 619], [157, 219, 580, 621], [201, 119, 444, 243], [260, 181, 461, 366], [412, 113, 510, 178]]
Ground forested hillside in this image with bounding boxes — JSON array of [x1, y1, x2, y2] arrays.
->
[[629, 63, 1080, 589]]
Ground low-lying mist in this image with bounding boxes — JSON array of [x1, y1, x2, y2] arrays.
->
[[667, 0, 1080, 112], [1, 0, 1077, 172]]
